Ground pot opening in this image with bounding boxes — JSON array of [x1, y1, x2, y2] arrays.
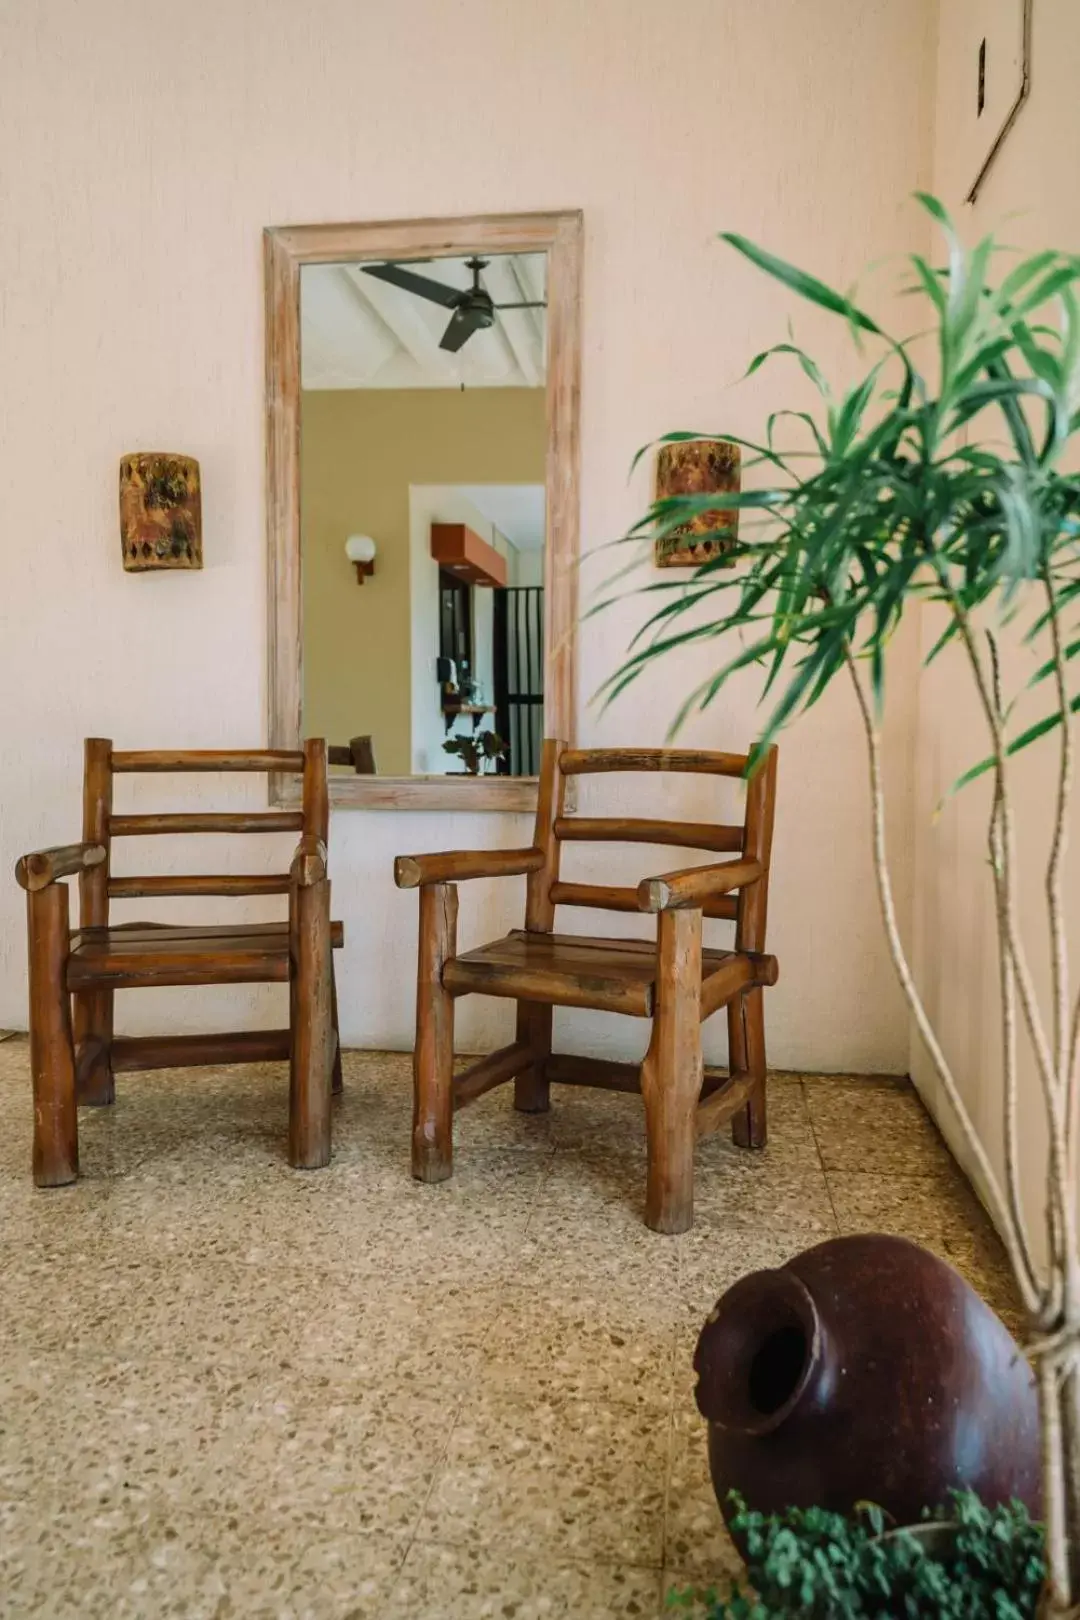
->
[[694, 1268, 821, 1434], [748, 1323, 808, 1415]]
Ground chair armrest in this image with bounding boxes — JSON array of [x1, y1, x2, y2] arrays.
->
[[290, 835, 328, 888], [394, 848, 544, 889], [637, 858, 763, 914], [15, 842, 106, 892]]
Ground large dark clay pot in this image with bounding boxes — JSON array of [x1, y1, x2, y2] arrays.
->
[[693, 1234, 1041, 1531]]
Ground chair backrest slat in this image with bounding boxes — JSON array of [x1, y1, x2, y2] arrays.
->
[[559, 747, 748, 778], [530, 738, 777, 941], [81, 738, 327, 931], [110, 749, 305, 773], [111, 812, 304, 836], [108, 875, 292, 900], [553, 817, 742, 854]]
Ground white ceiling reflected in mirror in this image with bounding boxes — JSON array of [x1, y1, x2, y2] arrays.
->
[[265, 213, 582, 811], [301, 254, 547, 390]]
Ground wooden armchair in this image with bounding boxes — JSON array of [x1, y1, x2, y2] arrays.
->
[[15, 740, 344, 1187], [395, 739, 778, 1233]]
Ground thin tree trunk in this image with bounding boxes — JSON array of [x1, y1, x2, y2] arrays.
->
[[846, 643, 1080, 1614], [1039, 1362, 1080, 1618], [844, 652, 1040, 1310]]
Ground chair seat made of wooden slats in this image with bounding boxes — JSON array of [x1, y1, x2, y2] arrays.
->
[[395, 739, 778, 1233], [15, 740, 344, 1186]]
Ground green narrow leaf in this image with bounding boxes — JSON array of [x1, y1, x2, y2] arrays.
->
[[949, 692, 1080, 794], [720, 232, 884, 337], [910, 254, 947, 315]]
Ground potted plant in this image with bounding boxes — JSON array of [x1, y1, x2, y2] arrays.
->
[[443, 728, 508, 776], [599, 196, 1080, 1614], [668, 1491, 1045, 1617]]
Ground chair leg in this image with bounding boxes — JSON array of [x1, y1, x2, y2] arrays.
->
[[640, 908, 703, 1234], [27, 885, 78, 1187], [72, 989, 115, 1106], [413, 882, 457, 1184], [513, 1001, 551, 1114], [730, 988, 768, 1150], [330, 960, 344, 1096], [289, 877, 333, 1170]]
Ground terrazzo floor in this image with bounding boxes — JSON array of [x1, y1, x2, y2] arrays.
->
[[0, 1037, 1021, 1618]]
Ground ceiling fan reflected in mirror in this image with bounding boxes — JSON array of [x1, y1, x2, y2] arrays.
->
[[360, 256, 546, 353]]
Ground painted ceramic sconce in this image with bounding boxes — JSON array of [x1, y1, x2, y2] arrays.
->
[[119, 452, 202, 571], [654, 437, 740, 569]]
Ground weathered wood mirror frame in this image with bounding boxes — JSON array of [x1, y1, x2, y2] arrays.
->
[[264, 210, 582, 810]]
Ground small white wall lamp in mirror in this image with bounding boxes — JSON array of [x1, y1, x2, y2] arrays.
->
[[345, 533, 377, 584]]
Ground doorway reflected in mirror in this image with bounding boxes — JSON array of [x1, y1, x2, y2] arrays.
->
[[299, 251, 547, 779]]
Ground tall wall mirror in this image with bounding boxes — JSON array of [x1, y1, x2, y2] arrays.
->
[[265, 212, 582, 809]]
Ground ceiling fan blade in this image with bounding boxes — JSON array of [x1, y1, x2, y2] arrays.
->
[[439, 305, 487, 353], [493, 301, 547, 310], [360, 262, 461, 309]]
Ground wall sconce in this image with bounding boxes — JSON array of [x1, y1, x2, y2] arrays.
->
[[345, 533, 377, 584]]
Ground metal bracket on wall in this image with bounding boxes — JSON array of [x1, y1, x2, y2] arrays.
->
[[966, 0, 1032, 206]]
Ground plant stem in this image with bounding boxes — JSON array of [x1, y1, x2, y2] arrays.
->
[[844, 650, 1040, 1311], [933, 573, 1077, 1316], [943, 581, 1059, 1113], [987, 634, 1041, 1293], [1044, 570, 1072, 1091], [941, 587, 1080, 1610]]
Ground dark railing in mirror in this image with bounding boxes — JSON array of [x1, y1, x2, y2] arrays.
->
[[493, 585, 544, 776]]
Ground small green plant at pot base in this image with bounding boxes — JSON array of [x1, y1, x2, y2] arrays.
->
[[666, 1492, 1045, 1619], [597, 196, 1080, 1613], [443, 729, 508, 775]]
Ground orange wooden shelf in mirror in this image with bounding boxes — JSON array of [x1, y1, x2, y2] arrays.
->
[[430, 522, 508, 588]]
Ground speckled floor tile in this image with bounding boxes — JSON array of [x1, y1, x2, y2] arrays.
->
[[677, 1226, 825, 1327], [689, 1164, 838, 1240], [522, 1176, 700, 1287], [696, 1080, 821, 1174], [0, 1356, 452, 1543], [0, 1044, 1028, 1616], [0, 1179, 113, 1314], [198, 1384, 454, 1541], [535, 1082, 653, 1153], [419, 1391, 667, 1565], [0, 1354, 226, 1506], [805, 1075, 956, 1177], [664, 1409, 744, 1583], [0, 1496, 407, 1618], [512, 1224, 684, 1304], [826, 1170, 1023, 1327], [482, 1279, 677, 1411], [0, 1252, 503, 1385], [385, 1542, 664, 1619], [99, 1151, 547, 1278]]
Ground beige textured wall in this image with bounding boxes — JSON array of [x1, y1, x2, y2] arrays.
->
[[301, 388, 544, 776], [913, 4, 1080, 1263], [0, 0, 933, 1063]]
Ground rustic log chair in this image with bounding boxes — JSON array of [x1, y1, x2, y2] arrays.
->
[[15, 740, 344, 1187], [395, 739, 778, 1233]]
